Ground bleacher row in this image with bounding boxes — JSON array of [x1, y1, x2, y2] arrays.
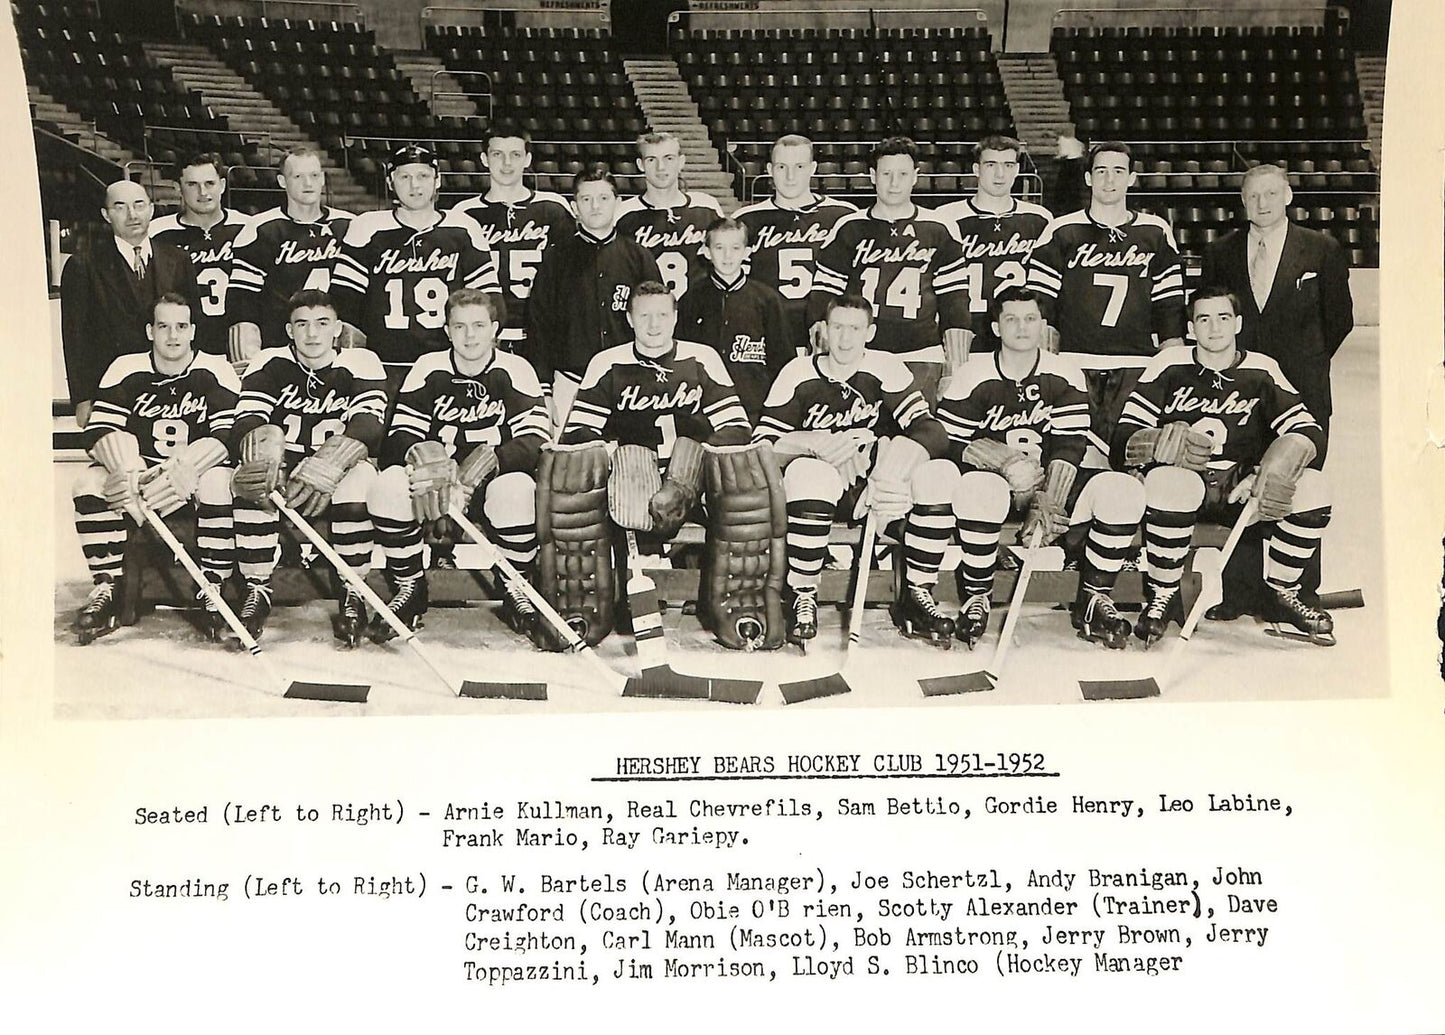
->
[[19, 4, 1378, 265]]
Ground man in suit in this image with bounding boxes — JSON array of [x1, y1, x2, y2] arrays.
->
[[1203, 163, 1354, 462], [60, 179, 199, 427]]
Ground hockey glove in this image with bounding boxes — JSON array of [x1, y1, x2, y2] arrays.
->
[[1021, 459, 1077, 545], [92, 431, 145, 522], [1249, 433, 1317, 522], [286, 434, 368, 517], [961, 437, 1044, 506], [140, 437, 229, 517], [406, 440, 457, 524], [232, 425, 287, 507], [864, 435, 929, 521], [649, 436, 705, 537]]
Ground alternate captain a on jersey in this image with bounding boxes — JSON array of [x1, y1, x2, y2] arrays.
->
[[614, 131, 724, 300], [451, 123, 575, 354], [149, 152, 252, 357], [733, 134, 857, 350], [935, 135, 1053, 355]]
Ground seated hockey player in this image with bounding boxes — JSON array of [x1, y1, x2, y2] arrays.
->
[[1113, 285, 1334, 646], [367, 289, 551, 644], [935, 287, 1146, 649], [228, 289, 387, 646], [71, 292, 241, 643], [753, 292, 958, 646]]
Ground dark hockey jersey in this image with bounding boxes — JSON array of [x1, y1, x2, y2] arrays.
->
[[331, 209, 502, 365], [1025, 210, 1187, 357], [935, 349, 1093, 469], [614, 191, 723, 299], [229, 205, 355, 347], [1112, 346, 1325, 469], [675, 270, 794, 425], [383, 348, 551, 471], [451, 190, 575, 345], [88, 351, 241, 464], [733, 194, 857, 346], [807, 206, 971, 358], [933, 197, 1053, 352], [232, 346, 388, 461], [562, 340, 750, 457], [149, 209, 252, 355]]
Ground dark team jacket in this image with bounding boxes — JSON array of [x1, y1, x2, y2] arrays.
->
[[451, 190, 575, 344], [526, 226, 662, 383], [935, 349, 1092, 470], [1025, 210, 1187, 357], [1111, 346, 1325, 471], [231, 346, 388, 463], [229, 205, 355, 348], [87, 350, 241, 465], [614, 191, 723, 299], [753, 351, 947, 461], [330, 209, 502, 366], [149, 209, 252, 356], [733, 194, 858, 345], [934, 197, 1053, 352], [807, 206, 972, 358], [675, 270, 795, 425], [562, 339, 751, 455], [382, 348, 551, 472]]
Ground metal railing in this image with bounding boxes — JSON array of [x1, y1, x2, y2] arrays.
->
[[1050, 4, 1344, 31], [428, 68, 494, 121], [177, 0, 366, 23], [669, 7, 991, 41], [141, 124, 282, 164], [420, 4, 610, 39]]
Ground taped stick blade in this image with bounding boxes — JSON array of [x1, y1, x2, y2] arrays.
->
[[284, 680, 370, 703], [623, 664, 711, 700], [708, 677, 764, 706], [1318, 588, 1364, 610], [779, 672, 853, 704], [919, 670, 996, 697], [1079, 677, 1161, 701], [459, 680, 548, 701]]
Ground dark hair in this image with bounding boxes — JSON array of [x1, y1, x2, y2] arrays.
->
[[176, 152, 225, 181], [1189, 285, 1240, 318], [628, 280, 676, 311], [485, 121, 532, 149], [445, 287, 504, 324], [824, 292, 875, 324], [572, 162, 618, 195], [704, 215, 749, 247], [150, 291, 193, 321], [973, 135, 1024, 164], [286, 289, 338, 317], [989, 286, 1044, 324], [869, 136, 919, 170], [1088, 141, 1133, 169]]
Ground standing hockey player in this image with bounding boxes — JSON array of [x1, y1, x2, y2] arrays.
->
[[935, 136, 1053, 357], [934, 287, 1145, 649], [676, 216, 794, 424], [71, 293, 240, 643], [734, 135, 857, 351], [807, 137, 971, 407], [615, 131, 723, 299], [753, 293, 960, 646], [149, 153, 252, 357], [228, 147, 354, 362], [367, 289, 551, 643], [1112, 286, 1333, 645], [228, 290, 387, 646], [451, 124, 575, 355], [330, 143, 502, 388]]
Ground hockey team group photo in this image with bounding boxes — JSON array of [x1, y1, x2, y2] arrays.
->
[[26, 0, 1389, 716]]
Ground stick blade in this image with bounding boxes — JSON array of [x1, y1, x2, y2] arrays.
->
[[623, 664, 712, 700], [708, 677, 764, 706], [919, 671, 996, 697], [459, 680, 549, 701], [1318, 588, 1364, 609], [284, 681, 371, 703], [779, 672, 853, 704], [1079, 678, 1161, 701]]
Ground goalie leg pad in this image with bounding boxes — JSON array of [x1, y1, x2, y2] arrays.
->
[[537, 444, 616, 646], [73, 464, 129, 582], [700, 443, 788, 650], [483, 471, 539, 569], [369, 465, 425, 579]]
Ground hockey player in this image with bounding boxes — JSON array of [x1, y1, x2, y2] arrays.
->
[[935, 287, 1145, 650], [527, 165, 662, 423], [71, 293, 240, 643], [228, 147, 354, 362], [1113, 286, 1334, 645], [615, 131, 723, 299], [733, 134, 857, 351], [149, 153, 252, 357], [367, 289, 551, 643], [451, 123, 575, 355], [228, 290, 387, 646], [676, 216, 794, 424], [330, 142, 502, 388], [806, 137, 971, 407], [753, 292, 959, 646], [935, 136, 1053, 357]]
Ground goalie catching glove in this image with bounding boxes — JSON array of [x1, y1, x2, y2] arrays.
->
[[1232, 433, 1316, 522], [961, 436, 1044, 507], [92, 430, 145, 522], [1021, 459, 1076, 545], [232, 424, 287, 506], [650, 436, 705, 538], [139, 437, 229, 516], [285, 433, 368, 517], [864, 435, 929, 521], [1124, 421, 1213, 471], [405, 440, 457, 524]]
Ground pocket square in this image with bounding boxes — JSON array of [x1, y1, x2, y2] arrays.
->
[[1296, 271, 1318, 289]]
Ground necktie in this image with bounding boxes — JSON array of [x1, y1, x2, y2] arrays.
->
[[1249, 235, 1270, 310], [132, 245, 147, 284]]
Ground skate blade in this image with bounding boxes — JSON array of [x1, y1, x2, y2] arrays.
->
[[919, 671, 995, 696], [284, 680, 371, 703], [1264, 625, 1337, 647], [458, 680, 548, 700], [1079, 677, 1161, 701], [779, 672, 853, 704]]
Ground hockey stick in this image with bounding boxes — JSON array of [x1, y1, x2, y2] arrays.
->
[[138, 503, 369, 702], [779, 509, 878, 704], [919, 523, 1046, 697], [268, 491, 491, 699], [447, 506, 624, 696], [1080, 499, 1258, 700]]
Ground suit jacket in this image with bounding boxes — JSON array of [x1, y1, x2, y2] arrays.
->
[[59, 235, 199, 405], [1202, 222, 1353, 427]]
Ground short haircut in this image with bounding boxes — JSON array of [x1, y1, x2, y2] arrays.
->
[[636, 130, 681, 152], [974, 135, 1024, 164], [1241, 162, 1290, 190], [629, 280, 676, 311], [177, 152, 225, 180], [989, 286, 1044, 324], [445, 287, 503, 324], [1189, 285, 1241, 318], [280, 146, 325, 175], [286, 289, 337, 317], [770, 134, 814, 159], [1088, 141, 1133, 169], [870, 136, 919, 170], [825, 292, 874, 324], [485, 121, 532, 149], [150, 291, 193, 321], [704, 215, 749, 247], [573, 162, 617, 195]]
